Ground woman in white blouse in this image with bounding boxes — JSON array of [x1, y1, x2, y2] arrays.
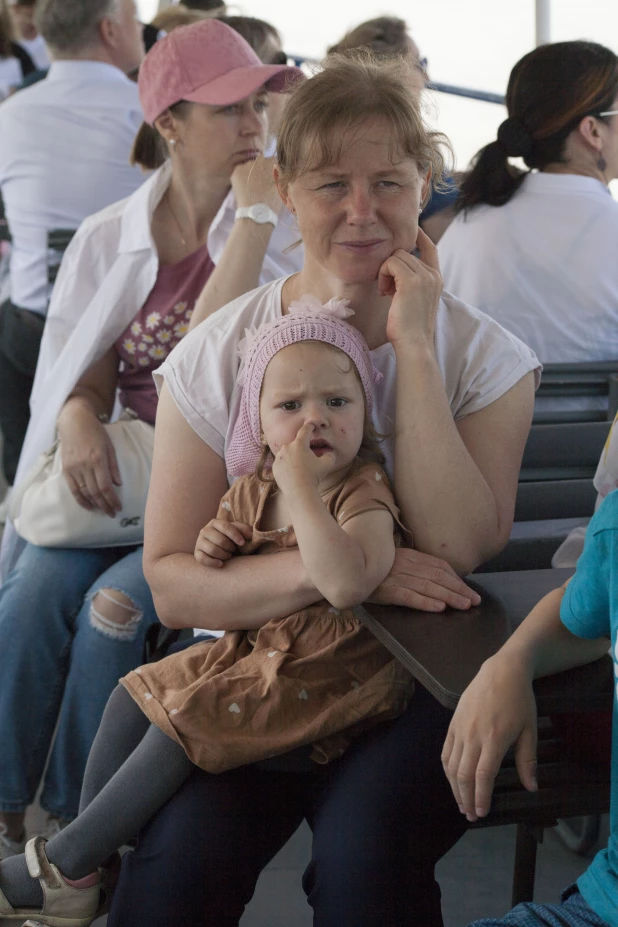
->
[[107, 52, 539, 927], [439, 41, 618, 370]]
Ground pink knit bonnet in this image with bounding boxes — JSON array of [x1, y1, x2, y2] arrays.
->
[[225, 295, 384, 476]]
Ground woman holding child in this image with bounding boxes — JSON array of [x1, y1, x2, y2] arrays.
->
[[98, 51, 542, 926]]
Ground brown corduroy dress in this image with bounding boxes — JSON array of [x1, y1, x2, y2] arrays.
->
[[122, 463, 414, 774]]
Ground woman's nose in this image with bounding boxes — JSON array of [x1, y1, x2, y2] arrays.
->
[[346, 188, 376, 225], [240, 106, 266, 138]]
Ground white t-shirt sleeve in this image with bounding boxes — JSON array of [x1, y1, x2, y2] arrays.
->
[[153, 280, 283, 458], [436, 291, 542, 419]]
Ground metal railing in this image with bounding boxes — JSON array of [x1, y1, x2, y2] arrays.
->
[[289, 57, 505, 107]]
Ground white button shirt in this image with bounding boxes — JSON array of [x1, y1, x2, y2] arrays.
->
[[0, 60, 145, 313]]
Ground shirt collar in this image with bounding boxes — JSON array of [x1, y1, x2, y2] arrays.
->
[[46, 60, 132, 84], [524, 171, 611, 197], [118, 160, 172, 254]]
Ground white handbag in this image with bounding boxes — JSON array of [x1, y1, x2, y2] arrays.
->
[[9, 411, 155, 549]]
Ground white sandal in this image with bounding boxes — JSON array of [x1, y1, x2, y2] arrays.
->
[[0, 836, 100, 926]]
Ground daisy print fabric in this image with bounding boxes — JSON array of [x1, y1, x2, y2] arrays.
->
[[115, 243, 214, 424]]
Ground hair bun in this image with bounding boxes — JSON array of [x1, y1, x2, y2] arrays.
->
[[496, 118, 534, 158]]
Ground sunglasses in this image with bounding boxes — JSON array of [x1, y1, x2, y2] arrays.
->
[[270, 51, 289, 66], [594, 110, 618, 118]]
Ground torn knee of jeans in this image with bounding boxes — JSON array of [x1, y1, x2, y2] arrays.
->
[[89, 589, 143, 641]]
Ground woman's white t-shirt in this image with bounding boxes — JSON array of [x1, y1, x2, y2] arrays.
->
[[438, 172, 618, 366], [155, 276, 541, 487]]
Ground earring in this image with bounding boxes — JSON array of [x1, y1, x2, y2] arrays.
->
[[170, 138, 177, 149], [418, 206, 423, 215], [598, 154, 607, 172]]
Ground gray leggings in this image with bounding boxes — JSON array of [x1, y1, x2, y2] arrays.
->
[[46, 685, 194, 879]]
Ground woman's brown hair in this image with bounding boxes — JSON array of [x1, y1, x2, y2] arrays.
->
[[458, 41, 618, 213], [150, 6, 210, 32], [276, 50, 449, 199], [327, 16, 412, 60], [0, 0, 14, 59]]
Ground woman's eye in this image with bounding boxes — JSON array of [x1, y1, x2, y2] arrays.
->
[[255, 99, 269, 113], [327, 398, 347, 408], [221, 105, 239, 115], [377, 180, 399, 189], [320, 182, 345, 191], [281, 401, 300, 411]]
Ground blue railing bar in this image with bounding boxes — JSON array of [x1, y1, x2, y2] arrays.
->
[[289, 57, 505, 107], [427, 82, 505, 105]]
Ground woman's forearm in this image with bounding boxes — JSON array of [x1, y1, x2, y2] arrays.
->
[[147, 548, 319, 631], [190, 220, 274, 330], [393, 344, 500, 572]]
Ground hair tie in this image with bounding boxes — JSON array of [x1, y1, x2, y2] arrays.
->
[[496, 118, 534, 159]]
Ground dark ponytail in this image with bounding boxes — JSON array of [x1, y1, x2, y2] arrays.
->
[[457, 40, 618, 214], [129, 101, 192, 171], [130, 122, 167, 171]]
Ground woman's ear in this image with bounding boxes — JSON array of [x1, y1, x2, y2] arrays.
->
[[274, 166, 295, 214], [577, 115, 604, 154], [154, 109, 178, 145]]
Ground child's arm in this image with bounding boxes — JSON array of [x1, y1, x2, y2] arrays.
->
[[194, 519, 253, 568], [273, 424, 396, 610], [441, 580, 610, 823]]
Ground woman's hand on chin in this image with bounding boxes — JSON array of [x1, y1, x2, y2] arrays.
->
[[378, 227, 443, 350], [367, 548, 481, 613]]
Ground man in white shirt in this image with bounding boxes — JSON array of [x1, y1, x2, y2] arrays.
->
[[0, 0, 145, 491], [6, 0, 50, 71]]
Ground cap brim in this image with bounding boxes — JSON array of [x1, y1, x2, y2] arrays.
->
[[183, 64, 304, 107]]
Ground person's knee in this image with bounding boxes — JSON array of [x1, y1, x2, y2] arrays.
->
[[89, 589, 143, 641]]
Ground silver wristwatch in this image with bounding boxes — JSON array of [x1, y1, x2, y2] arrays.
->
[[235, 204, 278, 227]]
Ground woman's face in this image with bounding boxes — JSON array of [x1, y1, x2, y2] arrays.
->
[[280, 119, 429, 287], [168, 90, 269, 181]]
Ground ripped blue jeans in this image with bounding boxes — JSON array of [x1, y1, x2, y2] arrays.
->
[[0, 543, 160, 820]]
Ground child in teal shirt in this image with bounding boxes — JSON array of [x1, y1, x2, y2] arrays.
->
[[442, 490, 618, 926]]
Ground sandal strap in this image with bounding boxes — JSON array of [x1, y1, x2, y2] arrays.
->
[[23, 835, 100, 922], [25, 835, 62, 889]]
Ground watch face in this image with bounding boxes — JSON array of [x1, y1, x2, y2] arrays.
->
[[252, 204, 270, 222]]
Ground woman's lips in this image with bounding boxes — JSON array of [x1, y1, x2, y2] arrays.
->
[[335, 239, 385, 253], [234, 149, 261, 162]]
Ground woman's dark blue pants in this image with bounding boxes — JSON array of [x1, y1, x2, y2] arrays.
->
[[108, 681, 466, 927]]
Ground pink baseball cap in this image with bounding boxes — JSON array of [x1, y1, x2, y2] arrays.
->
[[139, 18, 304, 126]]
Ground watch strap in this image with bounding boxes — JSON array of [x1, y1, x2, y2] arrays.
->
[[235, 204, 279, 227]]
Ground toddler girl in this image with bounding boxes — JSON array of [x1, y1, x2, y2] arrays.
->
[[0, 297, 414, 926]]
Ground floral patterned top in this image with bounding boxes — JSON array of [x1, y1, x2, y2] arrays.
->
[[115, 243, 214, 423]]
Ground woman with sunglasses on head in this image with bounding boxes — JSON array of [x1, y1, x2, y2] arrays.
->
[[439, 41, 618, 404]]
